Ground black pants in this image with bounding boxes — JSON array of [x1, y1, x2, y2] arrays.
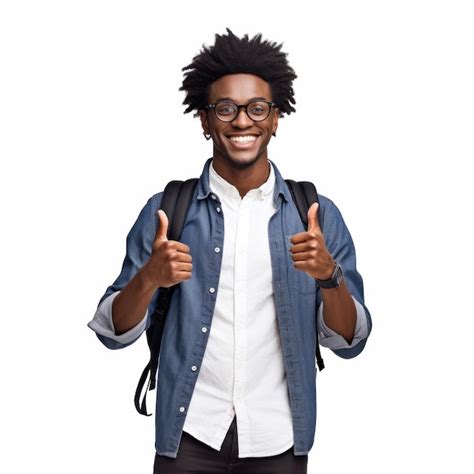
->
[[153, 416, 308, 473]]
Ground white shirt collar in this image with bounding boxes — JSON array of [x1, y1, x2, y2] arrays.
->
[[209, 159, 275, 201]]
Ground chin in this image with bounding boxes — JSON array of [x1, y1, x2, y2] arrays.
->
[[225, 149, 266, 169], [228, 155, 259, 169]]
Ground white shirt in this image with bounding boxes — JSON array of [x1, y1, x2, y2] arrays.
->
[[89, 159, 368, 457]]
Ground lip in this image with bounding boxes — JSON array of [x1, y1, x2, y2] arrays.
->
[[226, 134, 260, 149]]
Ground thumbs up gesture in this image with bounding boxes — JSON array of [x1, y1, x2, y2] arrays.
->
[[142, 209, 193, 289], [288, 203, 336, 280]]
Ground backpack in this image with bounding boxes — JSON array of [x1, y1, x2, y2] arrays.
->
[[134, 178, 325, 416]]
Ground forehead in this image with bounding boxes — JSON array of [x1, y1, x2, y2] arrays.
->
[[208, 73, 272, 102]]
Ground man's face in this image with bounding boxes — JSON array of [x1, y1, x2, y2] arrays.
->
[[199, 73, 279, 170]]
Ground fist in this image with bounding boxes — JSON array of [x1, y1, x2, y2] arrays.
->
[[289, 203, 335, 280], [142, 209, 193, 288]]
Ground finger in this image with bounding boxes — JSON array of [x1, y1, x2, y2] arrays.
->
[[175, 270, 193, 281], [168, 250, 193, 262], [155, 209, 169, 242], [161, 241, 191, 256], [173, 241, 191, 254], [289, 241, 317, 254], [174, 262, 193, 272], [289, 231, 312, 245], [291, 251, 315, 262], [307, 202, 321, 233]]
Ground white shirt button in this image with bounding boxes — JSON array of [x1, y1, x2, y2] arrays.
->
[[214, 247, 221, 253], [179, 406, 185, 413], [211, 194, 217, 200], [216, 207, 221, 213], [201, 327, 208, 333], [209, 287, 215, 293], [191, 365, 198, 371]]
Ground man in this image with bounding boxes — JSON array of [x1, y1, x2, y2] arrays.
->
[[88, 28, 372, 474]]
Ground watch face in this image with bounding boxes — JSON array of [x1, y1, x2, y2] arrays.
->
[[332, 264, 342, 286], [335, 265, 343, 285]]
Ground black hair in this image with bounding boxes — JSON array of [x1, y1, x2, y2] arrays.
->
[[179, 28, 297, 118]]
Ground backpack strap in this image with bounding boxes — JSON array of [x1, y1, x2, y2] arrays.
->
[[134, 178, 198, 416], [285, 180, 325, 372]]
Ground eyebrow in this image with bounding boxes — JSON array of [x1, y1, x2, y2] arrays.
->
[[215, 96, 268, 102]]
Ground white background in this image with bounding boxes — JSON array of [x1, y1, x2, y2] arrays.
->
[[1, 1, 473, 473]]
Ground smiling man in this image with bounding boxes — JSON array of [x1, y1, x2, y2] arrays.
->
[[88, 28, 372, 473]]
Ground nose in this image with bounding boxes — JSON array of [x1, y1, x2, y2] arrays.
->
[[231, 107, 254, 128]]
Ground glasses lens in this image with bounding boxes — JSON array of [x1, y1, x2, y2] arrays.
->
[[215, 102, 238, 121], [247, 101, 271, 121]]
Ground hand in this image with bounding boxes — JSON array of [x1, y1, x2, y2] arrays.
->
[[289, 203, 336, 280], [142, 209, 193, 288]]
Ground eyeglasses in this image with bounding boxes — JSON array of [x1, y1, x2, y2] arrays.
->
[[204, 99, 277, 122]]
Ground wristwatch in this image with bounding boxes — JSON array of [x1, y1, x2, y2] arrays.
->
[[316, 262, 344, 289]]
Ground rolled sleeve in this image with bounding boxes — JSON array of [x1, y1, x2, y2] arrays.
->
[[87, 291, 148, 349], [317, 295, 368, 350]]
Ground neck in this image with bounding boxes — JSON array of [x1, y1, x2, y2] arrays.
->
[[211, 155, 270, 199]]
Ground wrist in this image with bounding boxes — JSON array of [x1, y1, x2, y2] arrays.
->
[[319, 260, 337, 280], [316, 261, 343, 289], [138, 263, 161, 292]]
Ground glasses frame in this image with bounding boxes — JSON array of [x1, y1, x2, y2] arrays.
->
[[204, 99, 278, 122]]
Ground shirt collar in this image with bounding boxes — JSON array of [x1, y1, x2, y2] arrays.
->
[[196, 157, 291, 206], [208, 159, 274, 201]]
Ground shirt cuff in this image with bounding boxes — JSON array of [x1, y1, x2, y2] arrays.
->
[[317, 295, 369, 350], [87, 291, 148, 345]]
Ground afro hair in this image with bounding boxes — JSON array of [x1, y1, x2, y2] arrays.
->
[[179, 28, 297, 118]]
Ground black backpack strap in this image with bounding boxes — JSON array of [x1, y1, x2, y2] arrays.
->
[[285, 180, 325, 372], [134, 178, 198, 416]]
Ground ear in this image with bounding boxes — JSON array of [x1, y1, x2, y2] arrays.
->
[[199, 110, 210, 134], [272, 108, 279, 136]]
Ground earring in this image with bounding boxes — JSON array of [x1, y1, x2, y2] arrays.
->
[[272, 131, 277, 137], [203, 132, 211, 141]]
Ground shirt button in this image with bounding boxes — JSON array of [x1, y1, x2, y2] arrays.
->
[[211, 194, 217, 200], [209, 287, 215, 293], [191, 365, 198, 372], [214, 247, 220, 253], [201, 327, 208, 333], [179, 406, 185, 413], [216, 207, 221, 213]]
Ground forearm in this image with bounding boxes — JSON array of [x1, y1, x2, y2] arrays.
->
[[321, 279, 357, 344], [112, 263, 158, 335]]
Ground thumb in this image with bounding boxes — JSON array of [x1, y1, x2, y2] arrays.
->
[[155, 209, 169, 242], [307, 202, 321, 232]]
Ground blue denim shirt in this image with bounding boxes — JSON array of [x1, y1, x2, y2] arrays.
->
[[92, 157, 372, 457]]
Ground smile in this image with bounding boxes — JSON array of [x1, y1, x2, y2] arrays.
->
[[229, 135, 258, 143], [226, 134, 260, 147]]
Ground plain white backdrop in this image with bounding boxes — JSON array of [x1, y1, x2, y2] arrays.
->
[[1, 1, 473, 473]]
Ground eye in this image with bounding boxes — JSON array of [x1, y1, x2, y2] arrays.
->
[[215, 102, 236, 115], [249, 102, 268, 115]]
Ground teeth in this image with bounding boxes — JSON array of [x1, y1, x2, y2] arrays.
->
[[229, 135, 257, 143]]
